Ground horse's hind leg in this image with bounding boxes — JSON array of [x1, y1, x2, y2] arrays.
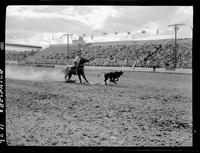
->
[[65, 72, 72, 81], [64, 68, 70, 81], [67, 74, 72, 80], [64, 74, 68, 81], [64, 73, 68, 81], [113, 80, 117, 84], [104, 78, 108, 85]]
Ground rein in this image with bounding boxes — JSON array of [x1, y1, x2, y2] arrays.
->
[[76, 62, 85, 71]]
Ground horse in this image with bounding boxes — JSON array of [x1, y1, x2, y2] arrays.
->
[[64, 57, 89, 84]]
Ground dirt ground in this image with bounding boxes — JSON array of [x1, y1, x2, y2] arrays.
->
[[6, 67, 192, 146]]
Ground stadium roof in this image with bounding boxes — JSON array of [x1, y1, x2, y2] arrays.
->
[[6, 43, 42, 49]]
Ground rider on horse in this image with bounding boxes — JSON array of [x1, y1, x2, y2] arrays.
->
[[70, 51, 82, 72], [64, 49, 89, 83]]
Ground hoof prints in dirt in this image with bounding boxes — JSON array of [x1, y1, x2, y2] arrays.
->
[[151, 118, 191, 131], [6, 77, 192, 146], [32, 92, 63, 100]]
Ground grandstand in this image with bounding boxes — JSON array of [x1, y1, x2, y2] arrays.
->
[[6, 38, 192, 68], [31, 38, 192, 56]]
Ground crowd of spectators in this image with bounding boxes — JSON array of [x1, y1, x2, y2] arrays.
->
[[5, 39, 192, 68], [6, 50, 39, 62]]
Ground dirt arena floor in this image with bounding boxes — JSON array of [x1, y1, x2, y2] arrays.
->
[[6, 66, 192, 146]]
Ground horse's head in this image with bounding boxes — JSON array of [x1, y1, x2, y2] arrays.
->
[[119, 70, 124, 75], [79, 57, 89, 65]]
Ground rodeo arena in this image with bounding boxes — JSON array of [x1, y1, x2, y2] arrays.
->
[[5, 6, 192, 147]]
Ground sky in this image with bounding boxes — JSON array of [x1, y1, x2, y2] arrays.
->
[[6, 6, 193, 47]]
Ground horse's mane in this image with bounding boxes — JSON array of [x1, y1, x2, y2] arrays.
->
[[77, 57, 87, 68]]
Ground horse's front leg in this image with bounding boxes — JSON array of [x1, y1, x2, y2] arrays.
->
[[78, 74, 82, 84], [82, 74, 89, 83]]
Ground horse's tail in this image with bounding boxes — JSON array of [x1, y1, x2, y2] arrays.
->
[[98, 72, 105, 77]]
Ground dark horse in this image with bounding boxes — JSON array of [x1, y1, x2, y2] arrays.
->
[[64, 57, 89, 83]]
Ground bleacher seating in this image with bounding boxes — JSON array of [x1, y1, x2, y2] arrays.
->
[[5, 38, 192, 68]]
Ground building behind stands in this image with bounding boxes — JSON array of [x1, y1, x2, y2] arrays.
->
[[72, 36, 85, 46]]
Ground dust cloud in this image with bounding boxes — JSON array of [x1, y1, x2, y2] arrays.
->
[[5, 65, 65, 82]]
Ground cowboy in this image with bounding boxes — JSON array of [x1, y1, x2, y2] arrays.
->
[[70, 50, 82, 72], [73, 55, 81, 67]]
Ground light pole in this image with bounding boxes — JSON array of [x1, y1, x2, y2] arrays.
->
[[190, 26, 193, 50], [168, 23, 185, 69], [61, 34, 73, 58]]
